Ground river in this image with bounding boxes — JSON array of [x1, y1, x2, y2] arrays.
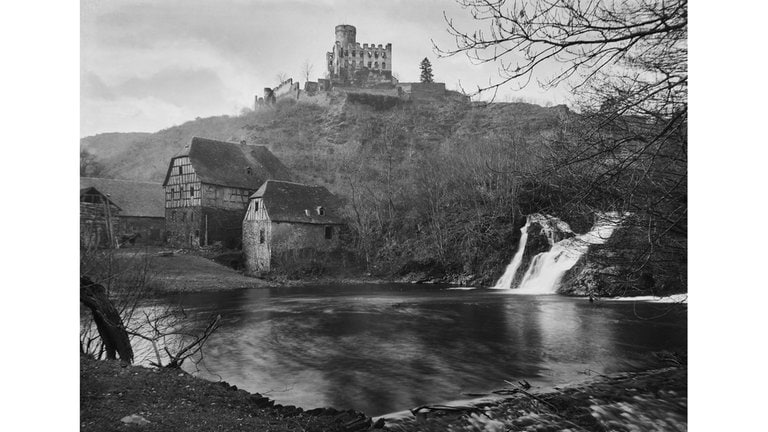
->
[[146, 283, 686, 416]]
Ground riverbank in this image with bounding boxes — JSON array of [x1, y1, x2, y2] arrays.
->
[[80, 356, 378, 431], [81, 356, 686, 431]]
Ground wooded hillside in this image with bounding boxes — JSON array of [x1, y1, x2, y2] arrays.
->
[[81, 96, 684, 294]]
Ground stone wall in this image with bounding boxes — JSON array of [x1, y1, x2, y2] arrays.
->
[[164, 207, 202, 248], [242, 219, 271, 274], [243, 220, 342, 275]]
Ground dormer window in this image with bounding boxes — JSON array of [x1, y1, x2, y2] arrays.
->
[[305, 209, 310, 216], [246, 167, 253, 175], [317, 206, 325, 216]]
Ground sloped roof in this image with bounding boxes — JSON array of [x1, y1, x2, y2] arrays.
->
[[165, 137, 293, 189], [80, 187, 121, 210], [252, 180, 345, 225], [80, 178, 164, 218]]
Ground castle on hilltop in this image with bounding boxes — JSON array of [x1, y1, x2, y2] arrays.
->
[[326, 24, 394, 87], [256, 24, 468, 108]]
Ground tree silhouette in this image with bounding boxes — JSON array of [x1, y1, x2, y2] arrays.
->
[[419, 58, 434, 83]]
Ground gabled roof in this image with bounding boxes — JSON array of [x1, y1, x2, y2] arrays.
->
[[251, 180, 345, 225], [163, 137, 293, 189], [80, 178, 164, 218], [80, 187, 121, 210]]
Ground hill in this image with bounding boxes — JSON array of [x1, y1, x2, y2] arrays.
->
[[79, 96, 577, 285]]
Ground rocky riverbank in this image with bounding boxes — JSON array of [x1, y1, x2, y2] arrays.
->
[[82, 355, 686, 431]]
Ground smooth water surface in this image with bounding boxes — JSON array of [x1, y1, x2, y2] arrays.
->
[[153, 284, 686, 416]]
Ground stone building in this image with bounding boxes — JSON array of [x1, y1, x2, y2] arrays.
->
[[243, 180, 345, 274], [326, 24, 394, 86], [80, 177, 166, 247], [162, 137, 293, 249]]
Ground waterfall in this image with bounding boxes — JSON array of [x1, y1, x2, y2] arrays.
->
[[491, 220, 531, 289], [495, 212, 624, 294]]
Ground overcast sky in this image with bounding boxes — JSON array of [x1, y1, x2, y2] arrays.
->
[[81, 0, 570, 137]]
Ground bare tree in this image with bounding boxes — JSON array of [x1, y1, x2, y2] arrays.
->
[[302, 60, 314, 83], [80, 250, 221, 368], [437, 0, 688, 293]]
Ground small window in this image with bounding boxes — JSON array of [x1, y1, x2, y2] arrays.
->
[[254, 200, 259, 211], [177, 166, 182, 175], [374, 62, 379, 69], [382, 62, 386, 69], [382, 52, 387, 59], [305, 209, 310, 216], [189, 185, 195, 197], [246, 167, 253, 175], [367, 61, 372, 68], [259, 228, 265, 244], [324, 226, 333, 240], [171, 210, 176, 221], [317, 206, 325, 216]]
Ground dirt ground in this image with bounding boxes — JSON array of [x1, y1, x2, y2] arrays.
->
[[80, 357, 378, 432], [103, 248, 270, 292]]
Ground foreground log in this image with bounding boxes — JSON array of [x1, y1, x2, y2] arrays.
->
[[80, 276, 134, 363]]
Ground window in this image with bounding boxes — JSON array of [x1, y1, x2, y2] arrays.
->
[[324, 226, 334, 240], [305, 209, 310, 216], [317, 206, 325, 216], [254, 200, 259, 211], [368, 61, 372, 68], [374, 62, 379, 69], [246, 167, 252, 175], [171, 210, 176, 221], [189, 185, 195, 197], [382, 52, 387, 59], [182, 212, 187, 222], [191, 212, 195, 222], [382, 62, 386, 69], [259, 228, 265, 244], [352, 50, 356, 57], [177, 166, 182, 175]]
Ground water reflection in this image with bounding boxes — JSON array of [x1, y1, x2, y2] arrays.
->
[[152, 285, 687, 416]]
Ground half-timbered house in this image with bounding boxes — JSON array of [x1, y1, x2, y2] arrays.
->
[[80, 178, 166, 247], [243, 180, 345, 274], [163, 137, 293, 248]]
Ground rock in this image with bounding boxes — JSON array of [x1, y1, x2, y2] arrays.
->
[[120, 414, 150, 426]]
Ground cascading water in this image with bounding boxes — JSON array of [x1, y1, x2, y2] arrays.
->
[[491, 220, 531, 289], [494, 212, 625, 294]]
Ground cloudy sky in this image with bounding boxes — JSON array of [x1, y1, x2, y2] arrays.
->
[[81, 0, 570, 137]]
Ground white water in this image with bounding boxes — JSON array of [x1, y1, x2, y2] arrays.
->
[[491, 220, 531, 289], [495, 212, 624, 294]]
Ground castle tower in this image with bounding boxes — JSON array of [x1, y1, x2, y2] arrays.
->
[[335, 24, 356, 46], [327, 24, 392, 86]]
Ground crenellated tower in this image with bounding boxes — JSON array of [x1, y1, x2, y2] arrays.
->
[[326, 24, 393, 86]]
